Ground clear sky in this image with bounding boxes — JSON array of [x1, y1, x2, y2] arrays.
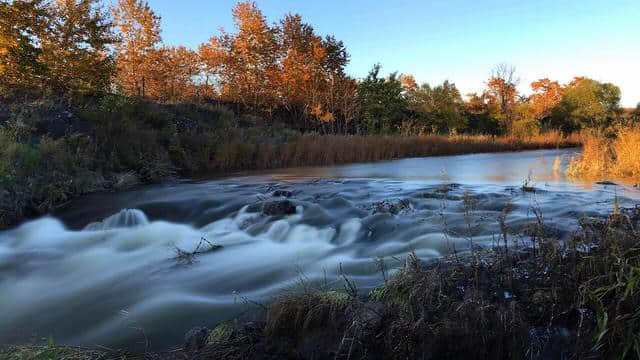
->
[[142, 0, 639, 107]]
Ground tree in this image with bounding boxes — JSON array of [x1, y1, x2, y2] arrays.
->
[[358, 64, 407, 134], [408, 80, 466, 134], [485, 63, 519, 132], [201, 1, 279, 113], [551, 78, 621, 131], [530, 78, 564, 120], [143, 46, 200, 102], [511, 102, 539, 137], [40, 0, 115, 96], [112, 0, 162, 97], [464, 92, 503, 135], [0, 0, 50, 92], [276, 15, 350, 132]]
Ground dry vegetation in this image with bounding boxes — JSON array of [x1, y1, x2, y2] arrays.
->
[[567, 127, 640, 182], [223, 131, 579, 171]]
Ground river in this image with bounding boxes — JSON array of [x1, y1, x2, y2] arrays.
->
[[1, 148, 638, 350]]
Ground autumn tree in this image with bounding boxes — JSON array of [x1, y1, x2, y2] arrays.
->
[[484, 63, 519, 132], [38, 0, 115, 96], [400, 74, 418, 93], [530, 78, 564, 120], [200, 1, 279, 113], [277, 14, 330, 129], [276, 14, 350, 131], [112, 0, 161, 97], [0, 0, 50, 92], [200, 4, 354, 132], [144, 45, 200, 102]]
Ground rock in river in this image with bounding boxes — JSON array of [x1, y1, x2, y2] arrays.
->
[[262, 200, 296, 216]]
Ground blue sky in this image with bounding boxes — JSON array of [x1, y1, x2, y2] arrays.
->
[[138, 1, 639, 106]]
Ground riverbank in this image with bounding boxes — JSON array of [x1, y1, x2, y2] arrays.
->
[[3, 205, 638, 359], [0, 93, 580, 229]]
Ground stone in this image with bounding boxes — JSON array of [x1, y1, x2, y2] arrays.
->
[[262, 200, 296, 216], [272, 189, 293, 198]]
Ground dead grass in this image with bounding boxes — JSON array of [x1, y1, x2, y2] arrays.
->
[[567, 127, 640, 182], [211, 131, 580, 172]]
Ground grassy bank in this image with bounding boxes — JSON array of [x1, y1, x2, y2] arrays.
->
[[185, 205, 640, 359], [567, 127, 640, 182], [0, 94, 579, 229]]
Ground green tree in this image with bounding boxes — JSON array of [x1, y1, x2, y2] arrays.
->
[[551, 78, 621, 131], [358, 64, 407, 134], [511, 102, 540, 137], [408, 80, 467, 134]]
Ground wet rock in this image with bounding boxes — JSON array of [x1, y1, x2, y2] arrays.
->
[[263, 200, 296, 216], [596, 181, 617, 186], [112, 172, 140, 190], [371, 199, 412, 215], [184, 326, 210, 352], [272, 189, 293, 198]]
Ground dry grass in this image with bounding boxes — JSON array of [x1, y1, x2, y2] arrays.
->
[[567, 127, 640, 182], [213, 131, 580, 172]]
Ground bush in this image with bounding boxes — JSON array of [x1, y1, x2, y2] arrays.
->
[[0, 126, 98, 226]]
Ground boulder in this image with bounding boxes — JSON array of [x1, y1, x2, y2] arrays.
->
[[263, 200, 296, 216]]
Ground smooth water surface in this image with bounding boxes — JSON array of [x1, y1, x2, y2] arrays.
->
[[1, 149, 638, 349]]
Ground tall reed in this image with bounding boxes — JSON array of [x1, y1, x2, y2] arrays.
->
[[210, 131, 579, 173], [567, 127, 640, 181]]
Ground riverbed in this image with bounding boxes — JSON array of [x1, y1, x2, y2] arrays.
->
[[1, 149, 638, 349]]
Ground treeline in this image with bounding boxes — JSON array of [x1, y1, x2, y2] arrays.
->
[[2, 0, 638, 136]]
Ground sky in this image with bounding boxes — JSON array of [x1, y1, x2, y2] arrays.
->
[[141, 0, 639, 107]]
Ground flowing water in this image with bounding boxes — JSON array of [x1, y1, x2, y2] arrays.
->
[[1, 149, 639, 350]]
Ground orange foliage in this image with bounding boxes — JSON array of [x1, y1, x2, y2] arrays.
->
[[530, 78, 564, 119], [112, 0, 162, 97]]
